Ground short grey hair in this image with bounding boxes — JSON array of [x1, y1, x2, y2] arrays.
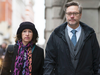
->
[[64, 1, 82, 13]]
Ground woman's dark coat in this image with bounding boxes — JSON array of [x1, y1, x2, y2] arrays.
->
[[1, 44, 44, 75], [43, 21, 100, 75]]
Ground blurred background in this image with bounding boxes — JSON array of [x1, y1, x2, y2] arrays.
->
[[0, 0, 45, 48], [0, 0, 100, 49]]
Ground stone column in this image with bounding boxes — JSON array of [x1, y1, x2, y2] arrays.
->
[[44, 0, 65, 45]]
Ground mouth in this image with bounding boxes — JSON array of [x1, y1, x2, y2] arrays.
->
[[25, 37, 29, 39], [69, 19, 76, 21]]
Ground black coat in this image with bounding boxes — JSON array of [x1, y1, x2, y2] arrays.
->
[[1, 44, 44, 75], [43, 22, 100, 75]]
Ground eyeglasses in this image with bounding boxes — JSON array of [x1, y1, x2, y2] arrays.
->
[[66, 12, 80, 16]]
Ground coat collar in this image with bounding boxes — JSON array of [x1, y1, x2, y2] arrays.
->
[[54, 21, 94, 41]]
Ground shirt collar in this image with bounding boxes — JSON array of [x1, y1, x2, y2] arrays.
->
[[67, 24, 81, 32]]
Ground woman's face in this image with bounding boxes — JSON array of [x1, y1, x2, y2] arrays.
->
[[22, 29, 33, 45]]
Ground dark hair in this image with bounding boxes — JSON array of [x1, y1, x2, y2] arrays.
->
[[64, 1, 82, 13], [15, 31, 38, 44]]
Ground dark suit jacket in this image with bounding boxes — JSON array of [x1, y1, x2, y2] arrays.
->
[[1, 44, 44, 75]]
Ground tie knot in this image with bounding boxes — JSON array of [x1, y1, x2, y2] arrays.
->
[[71, 30, 77, 34]]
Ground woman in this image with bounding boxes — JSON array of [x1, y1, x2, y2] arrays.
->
[[1, 22, 44, 75]]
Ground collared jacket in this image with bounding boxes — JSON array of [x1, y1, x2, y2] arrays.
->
[[43, 21, 100, 75], [1, 44, 44, 75]]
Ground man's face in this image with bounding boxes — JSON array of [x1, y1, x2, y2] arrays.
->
[[65, 6, 82, 29], [2, 43, 7, 49]]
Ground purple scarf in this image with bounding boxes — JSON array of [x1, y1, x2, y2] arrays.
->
[[12, 40, 33, 75]]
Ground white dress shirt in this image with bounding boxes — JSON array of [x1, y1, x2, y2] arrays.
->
[[67, 25, 81, 42]]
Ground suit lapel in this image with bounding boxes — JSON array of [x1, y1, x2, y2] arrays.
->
[[60, 30, 75, 69], [60, 30, 71, 58]]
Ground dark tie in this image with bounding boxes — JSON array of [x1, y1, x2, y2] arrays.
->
[[71, 30, 77, 46]]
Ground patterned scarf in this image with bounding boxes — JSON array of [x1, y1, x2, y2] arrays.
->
[[12, 40, 34, 75]]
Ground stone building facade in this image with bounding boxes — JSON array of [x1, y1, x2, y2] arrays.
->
[[0, 0, 34, 45], [0, 0, 12, 44], [44, 0, 100, 46]]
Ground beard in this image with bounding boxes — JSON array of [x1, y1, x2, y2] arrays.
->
[[67, 20, 79, 27]]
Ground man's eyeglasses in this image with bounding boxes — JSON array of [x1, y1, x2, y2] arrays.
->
[[66, 12, 80, 16]]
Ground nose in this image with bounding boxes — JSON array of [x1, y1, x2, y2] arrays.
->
[[26, 31, 29, 35], [70, 14, 74, 17]]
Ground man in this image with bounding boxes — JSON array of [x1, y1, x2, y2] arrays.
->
[[43, 1, 100, 75]]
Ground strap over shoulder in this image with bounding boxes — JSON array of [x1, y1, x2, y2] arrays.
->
[[7, 45, 14, 53]]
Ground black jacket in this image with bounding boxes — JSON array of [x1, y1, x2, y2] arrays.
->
[[1, 44, 44, 75], [43, 22, 100, 75]]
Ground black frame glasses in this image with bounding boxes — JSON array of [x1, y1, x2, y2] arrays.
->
[[66, 12, 80, 16]]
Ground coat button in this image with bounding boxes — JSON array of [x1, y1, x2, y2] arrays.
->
[[74, 58, 77, 60]]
